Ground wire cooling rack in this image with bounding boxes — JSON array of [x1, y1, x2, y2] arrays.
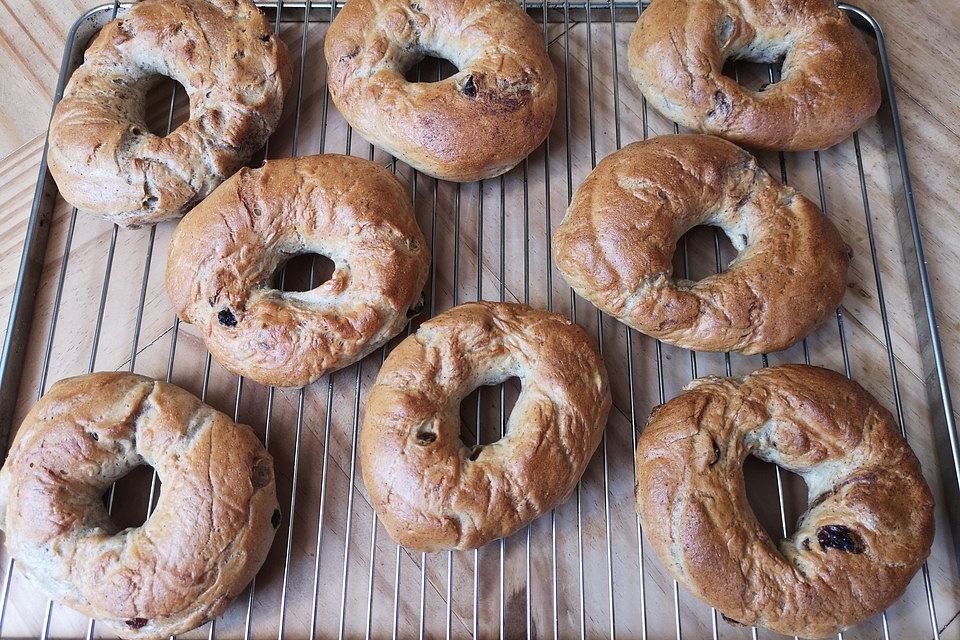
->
[[1, 1, 958, 638]]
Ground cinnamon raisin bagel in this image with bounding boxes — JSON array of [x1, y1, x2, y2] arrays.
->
[[552, 134, 850, 355], [324, 0, 557, 182], [636, 365, 934, 638], [628, 0, 880, 150], [361, 302, 610, 551], [48, 0, 292, 227], [0, 372, 279, 639], [165, 154, 430, 388]]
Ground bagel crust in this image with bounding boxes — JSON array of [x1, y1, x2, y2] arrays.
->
[[48, 0, 292, 226], [361, 302, 611, 551], [636, 365, 934, 638], [166, 154, 430, 388], [628, 0, 880, 150], [552, 134, 851, 355], [0, 373, 279, 640], [325, 0, 557, 182]]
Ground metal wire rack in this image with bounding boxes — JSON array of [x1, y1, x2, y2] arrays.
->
[[0, 1, 958, 638]]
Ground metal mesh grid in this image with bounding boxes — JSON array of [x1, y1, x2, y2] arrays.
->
[[0, 1, 957, 638]]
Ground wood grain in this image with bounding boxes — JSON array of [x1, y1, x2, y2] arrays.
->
[[0, 1, 958, 638]]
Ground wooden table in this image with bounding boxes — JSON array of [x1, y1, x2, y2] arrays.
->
[[0, 1, 958, 638]]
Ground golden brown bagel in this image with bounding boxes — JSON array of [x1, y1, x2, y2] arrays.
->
[[361, 302, 610, 551], [48, 0, 292, 227], [636, 365, 934, 638], [324, 0, 557, 182], [552, 134, 850, 355], [0, 372, 279, 640], [628, 0, 880, 150], [165, 154, 430, 388]]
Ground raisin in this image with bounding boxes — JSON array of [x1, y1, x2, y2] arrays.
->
[[271, 509, 282, 529], [463, 75, 477, 98], [721, 614, 743, 626], [709, 440, 721, 465], [406, 296, 425, 318], [817, 525, 864, 554], [416, 429, 436, 445], [89, 432, 99, 441], [218, 308, 238, 327], [125, 618, 149, 629]]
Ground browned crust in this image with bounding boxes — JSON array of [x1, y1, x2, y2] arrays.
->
[[636, 364, 934, 638], [552, 134, 850, 354], [361, 302, 611, 551], [165, 154, 431, 388], [627, 0, 881, 151], [48, 0, 292, 227], [324, 0, 557, 182], [0, 372, 279, 640]]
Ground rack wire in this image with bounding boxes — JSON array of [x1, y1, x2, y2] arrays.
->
[[0, 1, 958, 638]]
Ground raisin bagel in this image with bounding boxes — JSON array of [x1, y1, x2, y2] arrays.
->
[[361, 302, 610, 551], [0, 373, 279, 639], [324, 0, 557, 182], [628, 0, 880, 150], [552, 134, 850, 355], [48, 0, 292, 226], [636, 365, 934, 638], [165, 154, 430, 388]]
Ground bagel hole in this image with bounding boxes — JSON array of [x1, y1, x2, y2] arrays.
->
[[274, 253, 336, 292], [105, 465, 159, 531], [743, 456, 809, 540], [721, 59, 784, 93], [144, 76, 190, 137], [403, 55, 459, 84], [674, 225, 741, 280], [458, 377, 521, 454]]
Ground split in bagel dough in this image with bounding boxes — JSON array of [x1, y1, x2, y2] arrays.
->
[[324, 0, 557, 181], [361, 301, 611, 551], [628, 0, 881, 150], [552, 134, 851, 355], [0, 372, 279, 640], [48, 0, 292, 226], [636, 364, 934, 638], [165, 154, 431, 388]]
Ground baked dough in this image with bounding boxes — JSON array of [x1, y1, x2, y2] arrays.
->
[[552, 134, 850, 355], [48, 0, 292, 227], [628, 0, 880, 150], [325, 0, 557, 182], [636, 365, 934, 638], [361, 302, 610, 551], [165, 154, 430, 388], [0, 372, 279, 639]]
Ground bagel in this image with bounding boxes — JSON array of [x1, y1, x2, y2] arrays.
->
[[0, 372, 279, 639], [48, 0, 292, 227], [324, 0, 557, 182], [627, 0, 880, 150], [552, 134, 850, 355], [636, 365, 934, 638], [361, 302, 610, 551], [165, 154, 430, 388]]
